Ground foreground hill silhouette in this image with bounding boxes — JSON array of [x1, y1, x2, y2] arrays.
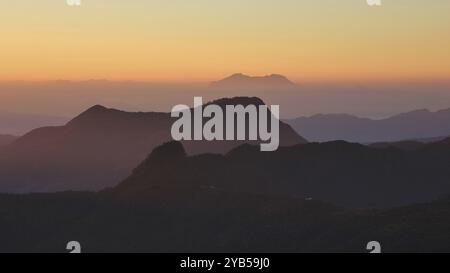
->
[[3, 191, 450, 253], [0, 97, 305, 193], [286, 108, 450, 143], [114, 140, 450, 208], [0, 142, 450, 252]]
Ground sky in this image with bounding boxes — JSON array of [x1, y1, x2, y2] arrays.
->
[[0, 0, 450, 83]]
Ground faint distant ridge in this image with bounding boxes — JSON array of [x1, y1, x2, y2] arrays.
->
[[0, 112, 69, 136], [286, 107, 450, 143], [211, 73, 296, 88]]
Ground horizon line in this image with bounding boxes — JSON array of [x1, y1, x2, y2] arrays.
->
[[1, 78, 450, 86]]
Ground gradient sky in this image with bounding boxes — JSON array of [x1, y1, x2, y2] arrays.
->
[[1, 0, 450, 82]]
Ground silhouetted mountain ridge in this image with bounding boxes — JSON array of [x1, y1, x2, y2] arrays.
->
[[206, 96, 265, 107], [0, 138, 450, 251], [286, 107, 450, 143], [1, 151, 450, 252], [0, 97, 305, 193], [113, 139, 450, 208]]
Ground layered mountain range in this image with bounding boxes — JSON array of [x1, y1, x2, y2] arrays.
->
[[115, 139, 450, 208], [286, 108, 450, 143], [1, 140, 450, 252], [1, 96, 450, 252], [0, 97, 304, 193]]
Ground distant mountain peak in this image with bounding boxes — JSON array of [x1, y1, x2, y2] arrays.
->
[[86, 104, 109, 112], [211, 73, 295, 88], [229, 73, 246, 78], [66, 104, 128, 128], [76, 104, 112, 117]]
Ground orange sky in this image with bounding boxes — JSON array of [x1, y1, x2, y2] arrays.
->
[[1, 0, 450, 83]]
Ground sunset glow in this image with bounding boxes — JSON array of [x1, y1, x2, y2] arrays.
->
[[1, 0, 449, 83]]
